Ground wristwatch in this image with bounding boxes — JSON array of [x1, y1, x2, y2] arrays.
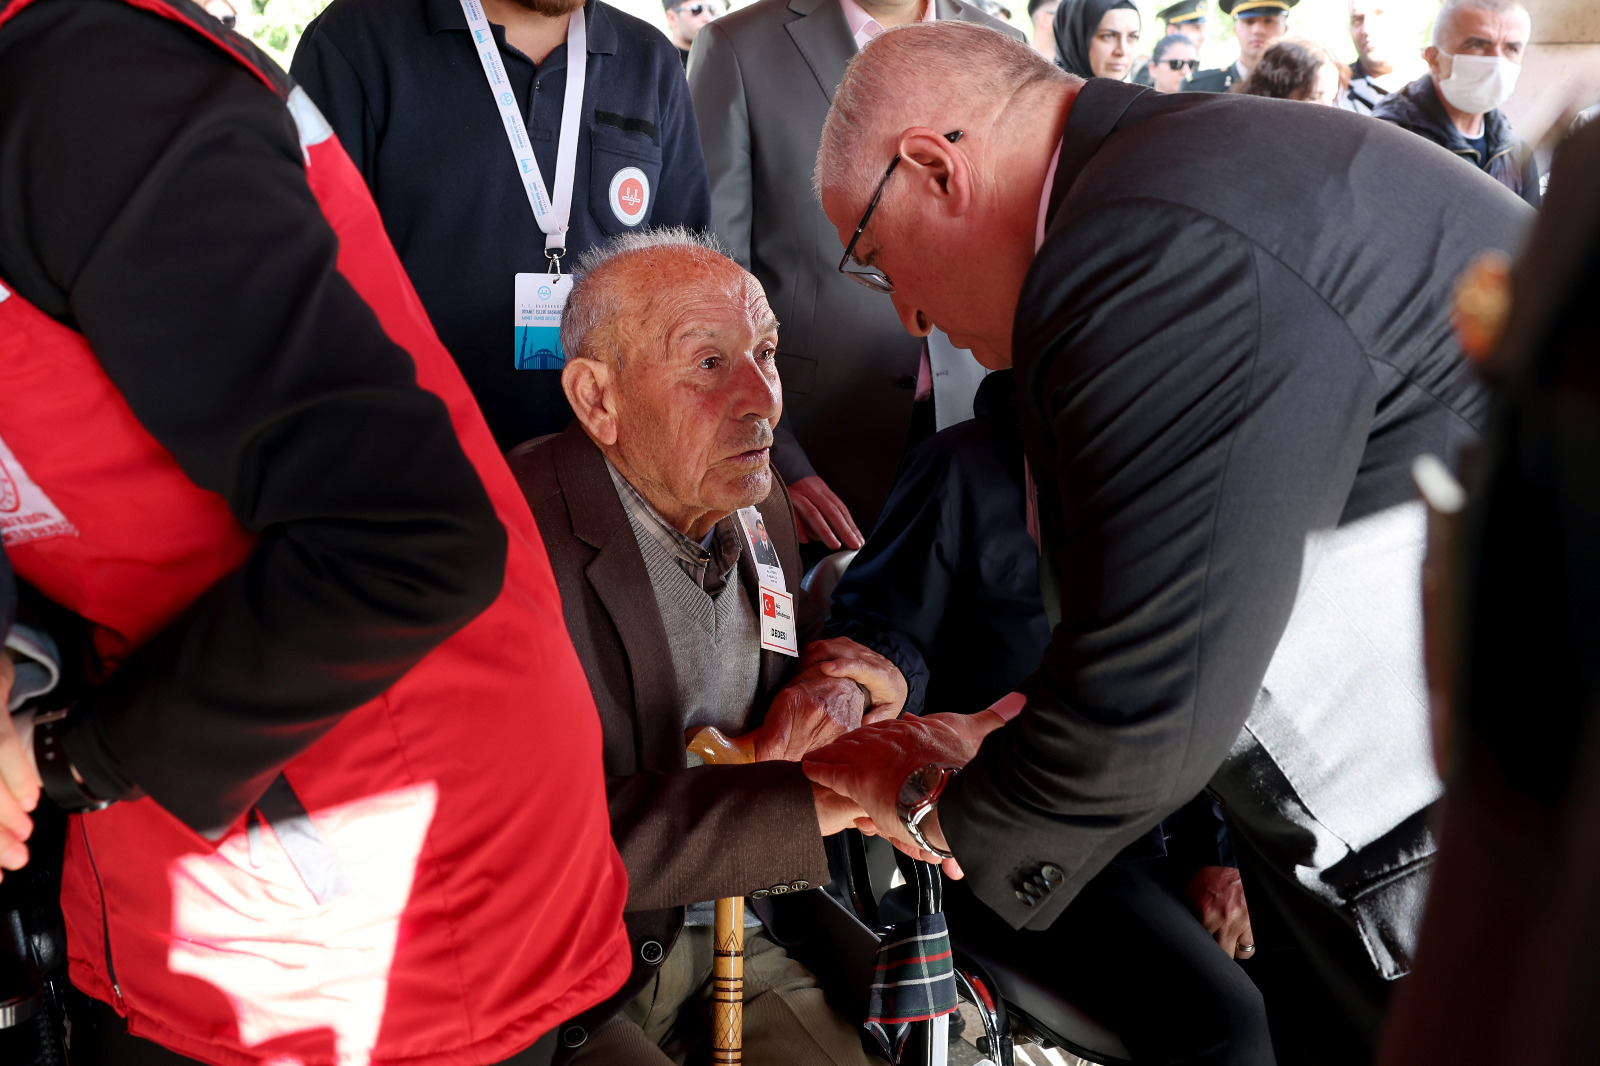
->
[[896, 763, 957, 860], [31, 709, 112, 813]]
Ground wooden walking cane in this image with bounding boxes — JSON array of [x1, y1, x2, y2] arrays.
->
[[686, 726, 758, 1066]]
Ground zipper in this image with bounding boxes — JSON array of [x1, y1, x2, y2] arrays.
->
[[78, 818, 126, 1012]]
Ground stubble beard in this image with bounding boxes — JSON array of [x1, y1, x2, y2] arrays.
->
[[506, 0, 585, 16]]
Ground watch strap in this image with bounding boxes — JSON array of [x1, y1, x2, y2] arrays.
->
[[898, 764, 957, 860], [33, 713, 112, 813]]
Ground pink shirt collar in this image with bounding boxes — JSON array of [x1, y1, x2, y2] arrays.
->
[[1035, 139, 1063, 251], [839, 0, 936, 49]]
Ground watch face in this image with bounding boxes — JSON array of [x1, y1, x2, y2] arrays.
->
[[897, 764, 938, 811]]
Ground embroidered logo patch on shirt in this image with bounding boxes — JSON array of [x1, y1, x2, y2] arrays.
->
[[0, 434, 78, 547], [608, 167, 650, 226]]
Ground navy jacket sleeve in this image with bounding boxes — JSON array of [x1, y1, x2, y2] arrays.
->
[[940, 200, 1377, 929], [826, 441, 956, 716], [290, 16, 379, 179], [0, 0, 506, 832]]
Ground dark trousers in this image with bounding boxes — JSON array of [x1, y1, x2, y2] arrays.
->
[[64, 988, 558, 1066], [944, 860, 1274, 1066], [1230, 835, 1397, 1066]]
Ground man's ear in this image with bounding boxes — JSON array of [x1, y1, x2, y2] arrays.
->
[[898, 127, 973, 219], [562, 356, 620, 447], [1423, 43, 1442, 75]]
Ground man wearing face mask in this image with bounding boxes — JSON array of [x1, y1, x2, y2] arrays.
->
[[1372, 0, 1540, 207]]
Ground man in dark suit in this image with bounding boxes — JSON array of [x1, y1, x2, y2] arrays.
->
[[687, 0, 1019, 551], [508, 229, 906, 1065], [801, 23, 1530, 1061]]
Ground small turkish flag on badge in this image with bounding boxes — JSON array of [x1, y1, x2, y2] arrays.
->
[[763, 593, 776, 617], [608, 166, 650, 227]]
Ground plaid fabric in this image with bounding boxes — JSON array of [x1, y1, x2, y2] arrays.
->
[[864, 912, 959, 1063], [605, 459, 741, 592]]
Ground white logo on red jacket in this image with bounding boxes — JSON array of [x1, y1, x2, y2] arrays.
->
[[0, 433, 78, 547], [608, 167, 650, 227]]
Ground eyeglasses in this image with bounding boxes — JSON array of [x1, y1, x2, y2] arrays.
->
[[674, 2, 723, 15], [838, 130, 963, 295], [1161, 58, 1201, 70]]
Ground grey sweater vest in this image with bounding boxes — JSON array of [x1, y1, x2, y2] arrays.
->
[[629, 517, 761, 738]]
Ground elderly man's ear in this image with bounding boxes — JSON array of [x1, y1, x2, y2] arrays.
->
[[561, 357, 620, 447]]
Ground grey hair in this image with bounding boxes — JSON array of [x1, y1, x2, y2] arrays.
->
[[560, 226, 733, 366], [815, 22, 1070, 210], [1430, 0, 1522, 47]]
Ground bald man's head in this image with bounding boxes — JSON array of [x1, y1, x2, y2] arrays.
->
[[814, 23, 1079, 371], [815, 21, 1070, 216], [559, 230, 784, 539]]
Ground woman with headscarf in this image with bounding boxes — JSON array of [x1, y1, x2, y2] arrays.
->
[[1053, 0, 1143, 79]]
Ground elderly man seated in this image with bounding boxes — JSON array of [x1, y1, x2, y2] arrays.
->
[[509, 228, 902, 1066]]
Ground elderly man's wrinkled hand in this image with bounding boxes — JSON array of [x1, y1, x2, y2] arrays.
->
[[754, 668, 868, 762], [799, 637, 907, 722], [0, 652, 41, 882], [801, 710, 1008, 878]]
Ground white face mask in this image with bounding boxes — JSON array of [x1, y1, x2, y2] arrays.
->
[[1437, 51, 1520, 115]]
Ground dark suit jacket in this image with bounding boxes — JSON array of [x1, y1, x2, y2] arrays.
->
[[507, 424, 831, 1024], [938, 79, 1531, 931], [688, 0, 1021, 530]]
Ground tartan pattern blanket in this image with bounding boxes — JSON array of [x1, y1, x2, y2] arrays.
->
[[863, 912, 959, 1062]]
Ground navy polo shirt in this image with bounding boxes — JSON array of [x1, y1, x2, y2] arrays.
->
[[293, 0, 711, 449]]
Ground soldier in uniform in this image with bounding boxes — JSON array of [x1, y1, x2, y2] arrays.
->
[[1134, 0, 1206, 85], [1186, 0, 1294, 92]]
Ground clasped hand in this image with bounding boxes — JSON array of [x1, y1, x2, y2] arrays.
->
[[803, 708, 1008, 878], [0, 651, 42, 882]]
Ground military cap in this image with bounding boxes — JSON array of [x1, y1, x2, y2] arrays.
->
[[1221, 0, 1296, 16], [1157, 0, 1207, 24]]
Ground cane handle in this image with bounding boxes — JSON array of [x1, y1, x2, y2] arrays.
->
[[687, 726, 757, 766]]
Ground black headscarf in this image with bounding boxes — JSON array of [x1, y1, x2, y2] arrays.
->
[[1053, 0, 1139, 78]]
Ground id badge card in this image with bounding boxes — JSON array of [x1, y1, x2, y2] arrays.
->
[[736, 506, 786, 592], [514, 272, 573, 370], [759, 587, 799, 657]]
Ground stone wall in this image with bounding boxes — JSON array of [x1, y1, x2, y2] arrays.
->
[[1501, 0, 1600, 144]]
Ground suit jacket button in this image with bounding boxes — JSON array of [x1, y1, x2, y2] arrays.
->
[[1041, 864, 1065, 886], [896, 374, 917, 389], [561, 1026, 588, 1048], [789, 880, 811, 892], [751, 889, 771, 899], [1015, 890, 1034, 906], [640, 940, 664, 965], [769, 883, 790, 895]]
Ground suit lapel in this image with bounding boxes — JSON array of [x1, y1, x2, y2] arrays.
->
[[554, 428, 685, 771], [785, 0, 856, 104]]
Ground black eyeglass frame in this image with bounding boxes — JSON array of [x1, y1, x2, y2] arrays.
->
[[837, 130, 963, 295], [1161, 57, 1201, 70]]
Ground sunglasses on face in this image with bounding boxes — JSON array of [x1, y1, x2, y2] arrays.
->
[[675, 3, 723, 15], [1162, 58, 1201, 70]]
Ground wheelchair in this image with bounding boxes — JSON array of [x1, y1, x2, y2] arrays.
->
[[797, 555, 1134, 1066]]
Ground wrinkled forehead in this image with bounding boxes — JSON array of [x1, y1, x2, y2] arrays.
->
[[624, 258, 776, 354]]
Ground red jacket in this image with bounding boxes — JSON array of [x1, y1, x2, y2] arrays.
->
[[0, 1, 630, 1062]]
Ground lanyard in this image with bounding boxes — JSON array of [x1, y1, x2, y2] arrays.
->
[[459, 0, 588, 261]]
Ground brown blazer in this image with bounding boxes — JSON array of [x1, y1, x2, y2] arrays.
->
[[508, 424, 831, 1038]]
